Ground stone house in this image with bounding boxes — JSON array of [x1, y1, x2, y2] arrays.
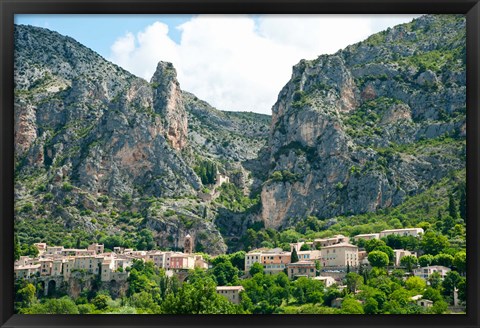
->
[[216, 286, 244, 304], [314, 235, 349, 248], [261, 249, 291, 275], [286, 261, 316, 279], [321, 243, 359, 268], [313, 276, 336, 287]]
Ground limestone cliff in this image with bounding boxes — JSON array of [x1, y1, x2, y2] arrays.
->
[[261, 14, 466, 229]]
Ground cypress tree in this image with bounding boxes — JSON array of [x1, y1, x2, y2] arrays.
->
[[291, 248, 299, 263], [448, 193, 458, 220], [459, 186, 466, 222]]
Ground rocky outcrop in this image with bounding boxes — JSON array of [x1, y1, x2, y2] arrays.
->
[[14, 15, 465, 251], [151, 62, 188, 150], [261, 14, 466, 229]]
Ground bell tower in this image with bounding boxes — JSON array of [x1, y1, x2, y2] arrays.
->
[[184, 234, 193, 254]]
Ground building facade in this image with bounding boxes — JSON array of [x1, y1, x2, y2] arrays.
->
[[286, 261, 316, 279], [216, 286, 244, 304], [321, 243, 359, 268], [379, 228, 424, 238], [413, 265, 451, 280]]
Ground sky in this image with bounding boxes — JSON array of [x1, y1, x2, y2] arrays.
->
[[15, 14, 421, 115]]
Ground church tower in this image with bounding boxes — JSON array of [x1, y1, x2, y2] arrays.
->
[[184, 234, 193, 254]]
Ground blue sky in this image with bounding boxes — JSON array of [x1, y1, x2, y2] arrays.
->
[[15, 15, 192, 58], [15, 14, 421, 114]]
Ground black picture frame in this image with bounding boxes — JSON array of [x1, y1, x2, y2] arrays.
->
[[1, 1, 479, 327]]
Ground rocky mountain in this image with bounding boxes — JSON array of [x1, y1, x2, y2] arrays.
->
[[13, 24, 269, 254], [14, 14, 466, 254], [260, 14, 466, 229]]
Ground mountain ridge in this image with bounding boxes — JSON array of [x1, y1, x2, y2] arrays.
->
[[14, 14, 465, 254]]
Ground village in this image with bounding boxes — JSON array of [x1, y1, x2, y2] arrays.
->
[[15, 227, 458, 308]]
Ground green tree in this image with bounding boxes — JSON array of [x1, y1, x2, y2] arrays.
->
[[368, 251, 389, 268], [300, 244, 310, 251], [432, 253, 454, 267], [323, 286, 342, 307], [229, 251, 246, 271], [14, 235, 21, 261], [423, 287, 443, 302], [418, 254, 434, 267], [453, 251, 466, 274], [430, 300, 448, 314], [420, 231, 449, 255], [448, 192, 458, 220], [400, 255, 418, 272], [363, 297, 379, 314], [341, 297, 364, 314], [405, 276, 426, 292], [457, 278, 466, 303], [137, 229, 155, 250], [211, 260, 239, 286], [249, 262, 264, 276], [16, 282, 36, 309], [427, 272, 442, 289], [365, 239, 386, 253], [293, 277, 324, 304], [442, 271, 462, 300], [458, 184, 466, 222], [389, 288, 411, 306], [161, 277, 242, 314], [20, 297, 79, 314], [92, 294, 111, 311], [442, 216, 455, 236], [373, 245, 394, 263], [77, 303, 96, 314], [345, 272, 363, 293], [128, 291, 161, 313], [291, 248, 299, 263]]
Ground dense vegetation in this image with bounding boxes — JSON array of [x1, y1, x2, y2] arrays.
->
[[15, 247, 465, 314]]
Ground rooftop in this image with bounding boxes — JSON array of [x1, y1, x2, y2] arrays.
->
[[380, 228, 423, 233], [287, 260, 316, 266], [322, 242, 358, 249], [14, 264, 41, 270], [216, 286, 244, 291]]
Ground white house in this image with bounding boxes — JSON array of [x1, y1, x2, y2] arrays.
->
[[379, 228, 424, 238], [413, 265, 451, 280]]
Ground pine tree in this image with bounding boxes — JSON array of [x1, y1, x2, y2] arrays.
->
[[291, 248, 299, 263]]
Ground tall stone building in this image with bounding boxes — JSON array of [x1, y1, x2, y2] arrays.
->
[[184, 234, 193, 254]]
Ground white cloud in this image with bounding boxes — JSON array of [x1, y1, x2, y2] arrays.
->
[[109, 14, 419, 115], [110, 21, 179, 80]]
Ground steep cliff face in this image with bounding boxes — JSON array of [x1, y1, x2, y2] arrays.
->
[[14, 24, 271, 254], [13, 25, 223, 253], [14, 25, 199, 199], [151, 62, 188, 151], [261, 14, 466, 229], [14, 15, 465, 252]]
